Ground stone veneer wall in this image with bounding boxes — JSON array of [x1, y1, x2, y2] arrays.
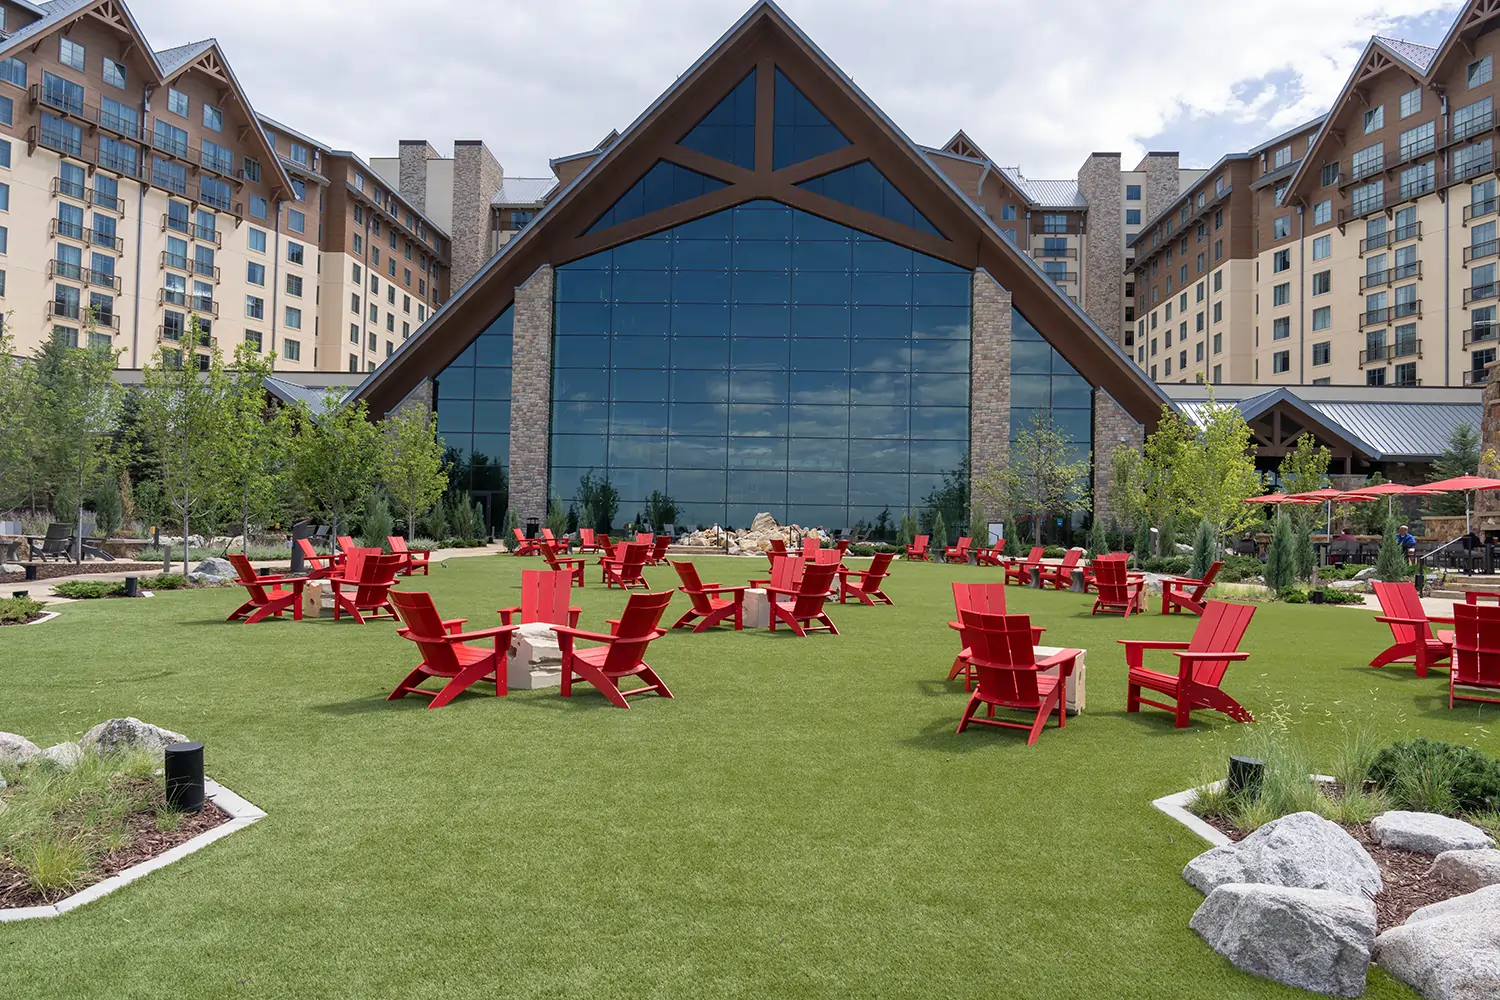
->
[[452, 141, 505, 288], [508, 265, 555, 523], [1076, 152, 1123, 343], [1138, 152, 1182, 232], [970, 269, 1012, 516], [385, 377, 433, 420], [1478, 371, 1500, 529], [1092, 389, 1144, 527], [397, 140, 439, 215]]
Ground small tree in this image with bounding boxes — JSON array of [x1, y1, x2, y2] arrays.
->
[[1159, 513, 1177, 556], [359, 492, 394, 550], [1428, 423, 1481, 515], [380, 404, 448, 541], [500, 508, 518, 551], [988, 413, 1091, 545], [1142, 406, 1195, 528], [1176, 395, 1262, 553], [288, 392, 381, 548], [546, 497, 568, 538], [639, 490, 679, 531], [1264, 512, 1297, 592], [1375, 514, 1411, 582], [1002, 516, 1020, 557], [1108, 445, 1147, 538], [1087, 515, 1108, 559], [1295, 518, 1318, 581], [1189, 518, 1215, 579], [896, 511, 915, 549], [1133, 522, 1150, 565], [1278, 433, 1331, 497], [218, 343, 285, 554], [931, 510, 948, 549], [137, 338, 223, 574], [91, 478, 123, 538], [969, 497, 987, 548], [0, 331, 40, 510]]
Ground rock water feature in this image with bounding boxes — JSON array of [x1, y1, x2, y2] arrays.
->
[[677, 513, 831, 555]]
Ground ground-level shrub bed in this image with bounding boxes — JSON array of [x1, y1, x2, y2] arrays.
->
[[0, 597, 45, 625], [52, 574, 194, 600]]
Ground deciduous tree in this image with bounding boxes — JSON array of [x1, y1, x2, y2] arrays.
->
[[288, 392, 381, 547], [987, 413, 1091, 545], [380, 404, 448, 541], [1175, 397, 1262, 555]]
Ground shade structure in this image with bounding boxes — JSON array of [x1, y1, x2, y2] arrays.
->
[[1291, 489, 1355, 549], [1420, 475, 1500, 533], [1243, 493, 1320, 505], [1338, 482, 1443, 517]]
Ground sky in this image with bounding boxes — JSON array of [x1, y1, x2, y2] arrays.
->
[[129, 0, 1468, 181]]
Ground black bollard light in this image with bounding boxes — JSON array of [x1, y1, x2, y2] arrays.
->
[[123, 576, 139, 598], [164, 741, 205, 813], [13, 590, 28, 598], [1228, 755, 1265, 799]]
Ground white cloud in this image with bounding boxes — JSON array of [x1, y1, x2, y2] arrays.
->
[[129, 0, 1463, 179]]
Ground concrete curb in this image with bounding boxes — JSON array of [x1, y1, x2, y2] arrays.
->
[[1153, 781, 1234, 848], [20, 611, 60, 626], [0, 778, 265, 922]]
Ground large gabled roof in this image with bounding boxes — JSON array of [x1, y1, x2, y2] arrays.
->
[[349, 0, 1168, 424]]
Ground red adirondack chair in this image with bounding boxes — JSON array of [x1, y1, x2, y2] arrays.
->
[[601, 541, 651, 589], [296, 537, 342, 580], [635, 532, 653, 545], [226, 554, 306, 623], [954, 610, 1080, 746], [577, 528, 602, 553], [553, 591, 675, 709], [670, 561, 745, 632], [1037, 549, 1082, 591], [975, 541, 1004, 567], [1451, 602, 1500, 709], [1003, 547, 1045, 586], [1091, 554, 1145, 617], [750, 554, 804, 591], [329, 551, 403, 624], [1371, 580, 1454, 678], [337, 535, 358, 558], [801, 537, 822, 559], [1162, 561, 1224, 615], [644, 536, 672, 567], [906, 535, 930, 561], [1121, 600, 1257, 728], [387, 536, 431, 577], [539, 541, 587, 587], [498, 569, 581, 627], [947, 582, 1045, 687], [541, 528, 569, 553], [388, 590, 517, 709], [511, 528, 543, 556], [944, 537, 972, 564], [597, 535, 616, 559], [766, 561, 839, 636], [834, 539, 850, 556], [838, 553, 894, 606]]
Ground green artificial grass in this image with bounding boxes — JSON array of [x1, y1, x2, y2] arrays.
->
[[1, 555, 1493, 999]]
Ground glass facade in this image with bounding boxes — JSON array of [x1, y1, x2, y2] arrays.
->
[[679, 69, 757, 170], [1010, 307, 1093, 541], [549, 199, 970, 531], [797, 160, 943, 237], [773, 68, 849, 169], [434, 306, 514, 518], [586, 161, 727, 235]]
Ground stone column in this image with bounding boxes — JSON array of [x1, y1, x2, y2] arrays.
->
[[508, 265, 555, 525], [970, 269, 1012, 517], [397, 140, 439, 215], [1092, 389, 1144, 527], [1137, 152, 1182, 230], [385, 377, 433, 420], [1477, 368, 1500, 531], [1076, 152, 1123, 343], [452, 140, 505, 287]]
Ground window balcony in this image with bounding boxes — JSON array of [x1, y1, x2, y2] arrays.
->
[[1399, 174, 1436, 200], [1465, 323, 1498, 347], [1394, 298, 1422, 320], [1398, 136, 1437, 161], [191, 259, 221, 282], [1392, 221, 1422, 244], [158, 287, 186, 308], [190, 295, 218, 319], [1349, 153, 1385, 182], [50, 175, 87, 203], [198, 187, 238, 215], [1464, 367, 1494, 386], [149, 125, 188, 159], [88, 268, 120, 292], [1359, 307, 1393, 329], [190, 221, 222, 247], [1452, 155, 1493, 184], [92, 188, 121, 213], [47, 299, 80, 322], [47, 259, 82, 282], [157, 324, 184, 343], [1451, 111, 1495, 145], [32, 82, 83, 117], [91, 230, 123, 253], [151, 165, 186, 196], [1394, 260, 1422, 282], [1464, 196, 1498, 224], [1359, 230, 1391, 255], [1358, 344, 1388, 365], [1350, 190, 1386, 218], [1465, 283, 1500, 305], [1391, 338, 1422, 360], [93, 108, 140, 142], [196, 148, 234, 178], [1360, 264, 1420, 291], [1045, 271, 1078, 284], [1033, 246, 1078, 259], [33, 124, 83, 159], [90, 310, 120, 332], [49, 218, 86, 243], [1465, 239, 1499, 265], [1393, 369, 1421, 387]]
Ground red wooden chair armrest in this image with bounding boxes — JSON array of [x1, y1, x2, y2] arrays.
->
[[1036, 647, 1082, 672], [497, 605, 521, 621], [763, 585, 797, 598], [551, 625, 621, 644], [747, 578, 771, 588], [442, 618, 468, 634], [451, 625, 516, 643], [702, 585, 747, 596], [947, 620, 962, 632], [554, 557, 587, 569], [1374, 615, 1439, 627], [254, 574, 304, 587], [1172, 650, 1250, 662], [1429, 616, 1456, 625], [1165, 576, 1205, 588], [1118, 639, 1193, 650]]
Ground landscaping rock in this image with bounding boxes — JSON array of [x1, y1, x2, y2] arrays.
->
[[1429, 849, 1500, 893], [80, 718, 188, 758], [0, 732, 40, 765], [1370, 811, 1496, 855], [1354, 566, 1378, 579], [191, 557, 235, 580], [1190, 884, 1377, 998], [1183, 811, 1383, 898], [507, 621, 563, 690], [1374, 885, 1500, 1000], [39, 741, 83, 771]]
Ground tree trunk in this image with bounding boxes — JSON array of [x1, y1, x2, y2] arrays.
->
[[242, 480, 250, 555], [181, 510, 190, 576], [74, 463, 84, 564], [407, 507, 414, 542]]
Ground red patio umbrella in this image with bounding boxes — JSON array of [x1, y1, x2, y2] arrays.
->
[[1421, 475, 1500, 533], [1337, 482, 1444, 517], [1291, 489, 1358, 545], [1242, 493, 1320, 505]]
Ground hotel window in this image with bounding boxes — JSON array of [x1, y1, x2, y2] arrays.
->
[[245, 295, 264, 320], [1320, 162, 1339, 186], [418, 304, 426, 321], [1214, 208, 1222, 230], [283, 339, 300, 362], [368, 303, 378, 322], [1196, 280, 1204, 301], [386, 285, 396, 306], [1363, 105, 1384, 134], [244, 329, 262, 352], [1000, 205, 1017, 220], [286, 274, 303, 297], [1273, 145, 1292, 168], [288, 209, 305, 234], [403, 294, 411, 313], [1273, 215, 1290, 239], [103, 58, 125, 90], [1164, 357, 1172, 376], [285, 306, 302, 329], [1313, 341, 1331, 366], [1196, 312, 1205, 332], [386, 314, 395, 332], [1313, 270, 1331, 295], [286, 241, 304, 265], [1126, 184, 1141, 201], [290, 179, 306, 201], [1214, 239, 1223, 261], [1454, 97, 1493, 142], [388, 258, 396, 278], [59, 38, 84, 72], [1273, 180, 1290, 206], [1215, 175, 1226, 194], [1313, 200, 1331, 226], [349, 324, 360, 345], [1352, 180, 1384, 216], [249, 195, 267, 220], [1273, 317, 1291, 340], [248, 227, 266, 254], [1399, 161, 1435, 199], [1312, 235, 1331, 261], [1454, 139, 1493, 181], [1470, 54, 1493, 88], [1272, 249, 1290, 273], [247, 262, 265, 286], [1213, 302, 1222, 324], [0, 57, 25, 89], [0, 95, 10, 128], [1351, 143, 1383, 179], [1398, 121, 1435, 160], [1313, 306, 1331, 331], [1399, 88, 1421, 119], [290, 142, 310, 167], [1194, 342, 1204, 363], [367, 333, 376, 351], [201, 138, 232, 176], [167, 88, 188, 117], [1273, 283, 1290, 306], [1272, 350, 1290, 374], [1042, 214, 1067, 234], [1394, 362, 1417, 386]]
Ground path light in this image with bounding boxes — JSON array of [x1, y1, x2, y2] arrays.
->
[[124, 576, 138, 598], [164, 741, 205, 813], [1228, 755, 1264, 799], [12, 590, 28, 599]]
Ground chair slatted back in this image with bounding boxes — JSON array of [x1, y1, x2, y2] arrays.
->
[[1185, 601, 1257, 687], [1022, 546, 1044, 567], [1057, 549, 1082, 572], [614, 542, 650, 585], [672, 561, 717, 614], [389, 591, 462, 676], [858, 553, 894, 592], [767, 538, 787, 557], [296, 538, 322, 562], [650, 536, 671, 562], [1199, 561, 1225, 589], [227, 554, 271, 602], [541, 544, 570, 572], [388, 536, 411, 555], [519, 569, 576, 624], [512, 528, 528, 546], [1093, 554, 1134, 604], [598, 535, 615, 558], [337, 535, 357, 556], [953, 581, 1008, 617], [766, 554, 805, 592], [1453, 603, 1500, 691], [1373, 581, 1432, 644], [580, 528, 596, 548], [911, 535, 929, 555], [600, 591, 674, 674], [957, 609, 1043, 706], [813, 548, 843, 566], [541, 528, 558, 545], [835, 539, 851, 555], [801, 537, 822, 559], [354, 553, 402, 606], [636, 532, 653, 545], [789, 563, 838, 618], [953, 537, 972, 556], [344, 546, 380, 584]]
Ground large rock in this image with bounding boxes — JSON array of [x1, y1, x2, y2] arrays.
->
[[39, 741, 83, 771], [192, 557, 235, 580], [1370, 811, 1496, 855], [1374, 885, 1500, 1000], [0, 732, 40, 765], [1190, 884, 1377, 998], [750, 512, 778, 532], [1183, 811, 1383, 898], [81, 718, 188, 758], [1429, 849, 1500, 893], [507, 622, 563, 690]]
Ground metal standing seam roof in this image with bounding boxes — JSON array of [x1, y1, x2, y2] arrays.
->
[[1374, 36, 1439, 73], [154, 39, 216, 77], [1176, 394, 1480, 461], [995, 168, 1087, 209], [491, 177, 557, 206], [263, 377, 348, 417]]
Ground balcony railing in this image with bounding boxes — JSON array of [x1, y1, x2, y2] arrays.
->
[[1360, 307, 1393, 329], [1465, 324, 1498, 347], [1360, 262, 1421, 290], [88, 268, 120, 292], [1350, 189, 1386, 218], [1465, 197, 1499, 224], [1399, 174, 1436, 200], [33, 124, 83, 158], [1453, 155, 1494, 184], [1350, 152, 1385, 182], [1360, 229, 1391, 254], [1391, 338, 1422, 360], [95, 108, 140, 141], [1359, 344, 1388, 365], [1466, 283, 1500, 305], [50, 175, 86, 203], [1398, 136, 1437, 161], [189, 296, 218, 319], [191, 259, 221, 282], [1033, 246, 1078, 259], [1465, 239, 1499, 265], [198, 187, 236, 213], [158, 287, 186, 308], [158, 216, 223, 247], [1465, 367, 1494, 386], [1393, 369, 1421, 387], [149, 124, 189, 159], [1452, 111, 1495, 144], [151, 164, 186, 195], [196, 148, 234, 178], [47, 300, 80, 322], [33, 82, 83, 116], [1394, 298, 1422, 320], [160, 250, 188, 272], [91, 230, 123, 253], [1393, 221, 1422, 244], [157, 324, 184, 343], [49, 218, 86, 243], [47, 259, 81, 281], [1045, 271, 1078, 284]]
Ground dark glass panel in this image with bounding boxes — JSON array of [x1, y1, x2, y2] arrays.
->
[[679, 69, 756, 170], [851, 405, 908, 438], [552, 434, 608, 467], [914, 253, 968, 274], [670, 336, 729, 369], [668, 469, 727, 502], [792, 212, 852, 241], [792, 240, 853, 272], [913, 272, 971, 308], [792, 269, 851, 306], [787, 472, 847, 505], [847, 472, 908, 506], [452, 342, 477, 367], [852, 341, 911, 371], [849, 439, 908, 472], [910, 373, 967, 406], [610, 369, 668, 403], [732, 201, 792, 239], [912, 340, 969, 372], [554, 368, 609, 401], [730, 337, 791, 371], [669, 402, 728, 435], [852, 272, 913, 307], [732, 270, 792, 305], [610, 334, 670, 368], [727, 503, 783, 530], [728, 402, 787, 436], [671, 303, 731, 337], [732, 239, 792, 270], [474, 370, 512, 403], [476, 333, 512, 367], [788, 404, 849, 438], [787, 505, 848, 532], [729, 303, 790, 337], [1052, 408, 1093, 446], [473, 400, 510, 430], [1012, 374, 1053, 408], [613, 269, 673, 303], [852, 305, 912, 339], [555, 267, 611, 303], [566, 248, 612, 270], [554, 334, 610, 365], [790, 304, 851, 339], [672, 270, 732, 304], [909, 439, 967, 474], [549, 468, 597, 502], [727, 470, 788, 504], [554, 301, 611, 335], [789, 371, 849, 404], [610, 401, 668, 435], [435, 399, 472, 433], [1051, 374, 1092, 409], [851, 371, 909, 406], [608, 435, 668, 468], [675, 211, 733, 240], [852, 240, 913, 273], [792, 336, 851, 371], [612, 302, 670, 336], [436, 368, 473, 402], [608, 468, 666, 503], [553, 400, 608, 435], [669, 438, 727, 470], [586, 160, 728, 235], [440, 433, 471, 462], [670, 370, 729, 402], [729, 437, 787, 469], [910, 406, 969, 440], [1011, 308, 1044, 341], [674, 239, 732, 271], [787, 445, 847, 471], [1011, 339, 1054, 374], [772, 68, 850, 170], [908, 472, 947, 503], [471, 448, 508, 489], [795, 160, 943, 238], [729, 370, 787, 403]]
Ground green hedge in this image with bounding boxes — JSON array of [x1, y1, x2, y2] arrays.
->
[[0, 596, 44, 623]]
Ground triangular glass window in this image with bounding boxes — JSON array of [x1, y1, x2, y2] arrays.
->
[[679, 68, 756, 170], [772, 68, 849, 169], [585, 161, 728, 235], [796, 161, 943, 237]]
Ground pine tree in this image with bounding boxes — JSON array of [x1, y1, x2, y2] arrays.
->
[[1189, 518, 1214, 579], [1133, 522, 1150, 565], [1265, 512, 1297, 591], [1294, 510, 1317, 581], [1002, 516, 1020, 557], [1375, 514, 1411, 583], [932, 511, 948, 549], [1159, 513, 1177, 556], [1087, 516, 1108, 558]]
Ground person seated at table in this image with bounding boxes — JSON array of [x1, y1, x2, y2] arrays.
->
[[1462, 529, 1483, 575], [1397, 524, 1418, 562]]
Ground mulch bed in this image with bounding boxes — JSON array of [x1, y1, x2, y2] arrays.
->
[[0, 801, 230, 910], [0, 562, 167, 585], [1202, 815, 1460, 930], [0, 612, 49, 626]]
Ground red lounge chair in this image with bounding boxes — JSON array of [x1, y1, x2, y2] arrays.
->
[[670, 561, 745, 632], [337, 535, 358, 559], [1371, 580, 1454, 678], [329, 551, 403, 624], [765, 561, 839, 636], [1451, 603, 1500, 709], [944, 536, 972, 564], [540, 541, 587, 587], [801, 537, 822, 559], [975, 541, 1004, 567], [834, 539, 850, 556], [388, 590, 517, 709], [1037, 549, 1082, 591], [553, 591, 675, 709], [905, 535, 930, 562], [1121, 600, 1257, 728], [838, 553, 894, 606], [541, 528, 569, 553], [750, 554, 804, 591], [577, 528, 602, 553], [645, 536, 672, 567], [387, 536, 431, 577], [954, 609, 1080, 746], [601, 541, 651, 589], [597, 535, 616, 559], [635, 532, 653, 545], [296, 537, 341, 580], [948, 582, 1045, 687], [1091, 554, 1145, 617], [1162, 561, 1224, 615], [226, 554, 306, 624], [1004, 547, 1045, 586], [511, 528, 543, 556], [499, 569, 582, 627], [766, 538, 788, 565]]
